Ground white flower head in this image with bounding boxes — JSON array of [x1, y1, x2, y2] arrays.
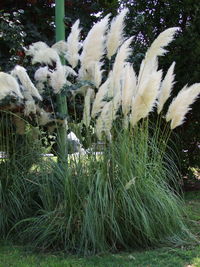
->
[[0, 72, 23, 100], [25, 41, 49, 56], [24, 100, 37, 116], [52, 40, 67, 54], [166, 84, 200, 129], [11, 65, 42, 101], [106, 8, 129, 59], [32, 48, 60, 65], [34, 66, 50, 82], [65, 19, 81, 68]]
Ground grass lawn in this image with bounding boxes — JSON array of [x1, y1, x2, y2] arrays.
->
[[0, 191, 200, 267]]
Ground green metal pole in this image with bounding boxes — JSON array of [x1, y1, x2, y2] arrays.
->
[[55, 0, 68, 165]]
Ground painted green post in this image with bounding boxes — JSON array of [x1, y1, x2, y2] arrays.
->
[[55, 0, 68, 165]]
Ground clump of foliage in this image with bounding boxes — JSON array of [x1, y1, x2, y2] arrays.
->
[[0, 9, 199, 255]]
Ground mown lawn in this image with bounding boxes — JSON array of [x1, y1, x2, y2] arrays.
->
[[0, 191, 200, 267]]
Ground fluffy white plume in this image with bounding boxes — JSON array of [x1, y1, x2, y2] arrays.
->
[[79, 14, 110, 80], [93, 62, 104, 88], [49, 62, 77, 94], [24, 100, 37, 116], [166, 83, 200, 129], [130, 70, 162, 127], [145, 27, 179, 62], [34, 66, 50, 82], [64, 66, 77, 77], [137, 58, 158, 90], [91, 77, 110, 118], [0, 72, 23, 100], [82, 88, 95, 127], [121, 63, 137, 116], [106, 8, 129, 59], [137, 28, 178, 89], [52, 40, 67, 54], [11, 65, 42, 101], [65, 19, 81, 68], [49, 62, 67, 94], [108, 37, 133, 97], [32, 48, 60, 65], [95, 92, 121, 140], [157, 62, 176, 114], [25, 41, 49, 57]]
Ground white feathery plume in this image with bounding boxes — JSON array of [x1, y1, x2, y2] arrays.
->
[[121, 63, 137, 116], [32, 48, 60, 65], [25, 41, 49, 57], [157, 62, 176, 114], [82, 88, 95, 127], [34, 66, 50, 94], [0, 72, 23, 100], [130, 70, 162, 127], [137, 28, 178, 89], [49, 62, 66, 94], [22, 86, 37, 102], [11, 65, 42, 101], [91, 77, 110, 118], [79, 14, 110, 80], [108, 37, 133, 97], [137, 58, 158, 91], [166, 83, 200, 129], [52, 40, 67, 54], [49, 62, 77, 94], [93, 62, 104, 88], [106, 8, 129, 59], [34, 66, 50, 82], [95, 92, 121, 140], [65, 19, 81, 68], [145, 27, 179, 62], [64, 66, 77, 77], [24, 100, 37, 116]]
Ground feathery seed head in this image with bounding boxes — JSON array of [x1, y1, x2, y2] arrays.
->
[[11, 65, 42, 101], [32, 48, 60, 65], [25, 41, 49, 57], [24, 100, 37, 116], [79, 14, 110, 80], [91, 77, 110, 118], [52, 40, 67, 54], [65, 19, 81, 68], [106, 8, 129, 59], [145, 27, 179, 62], [130, 70, 162, 127], [0, 72, 23, 100], [166, 83, 200, 129], [157, 62, 176, 114], [121, 63, 137, 116], [34, 66, 50, 82], [82, 88, 95, 127]]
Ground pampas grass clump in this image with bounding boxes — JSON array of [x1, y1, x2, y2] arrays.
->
[[0, 8, 199, 255]]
